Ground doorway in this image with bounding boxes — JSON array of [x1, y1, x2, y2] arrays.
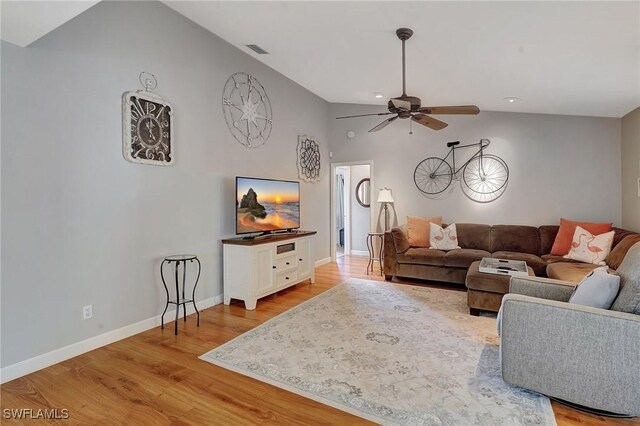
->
[[330, 161, 374, 262], [335, 167, 349, 258]]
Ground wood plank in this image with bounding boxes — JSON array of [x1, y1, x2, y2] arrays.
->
[[1, 256, 637, 425]]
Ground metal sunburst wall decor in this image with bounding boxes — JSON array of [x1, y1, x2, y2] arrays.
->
[[297, 135, 321, 183], [222, 72, 273, 148]]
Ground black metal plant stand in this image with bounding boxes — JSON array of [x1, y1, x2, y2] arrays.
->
[[160, 255, 201, 335]]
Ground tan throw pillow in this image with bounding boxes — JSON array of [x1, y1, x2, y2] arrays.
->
[[564, 226, 614, 265], [407, 216, 442, 247], [429, 223, 460, 251], [606, 234, 640, 270]]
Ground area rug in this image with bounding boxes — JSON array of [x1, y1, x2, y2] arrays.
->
[[200, 279, 556, 425]]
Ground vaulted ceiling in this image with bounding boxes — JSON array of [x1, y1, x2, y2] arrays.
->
[[2, 1, 638, 117]]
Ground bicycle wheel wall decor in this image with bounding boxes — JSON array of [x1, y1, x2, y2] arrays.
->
[[414, 157, 453, 195], [413, 140, 509, 203], [461, 154, 509, 203]]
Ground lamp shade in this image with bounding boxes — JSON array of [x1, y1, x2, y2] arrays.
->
[[377, 188, 394, 204]]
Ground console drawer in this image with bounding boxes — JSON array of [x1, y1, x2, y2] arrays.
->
[[276, 269, 298, 288], [275, 253, 297, 271]]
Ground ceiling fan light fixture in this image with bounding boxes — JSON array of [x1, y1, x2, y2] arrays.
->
[[503, 97, 521, 103], [334, 28, 480, 132]]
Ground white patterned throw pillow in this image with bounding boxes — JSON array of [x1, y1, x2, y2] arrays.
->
[[563, 225, 614, 265], [429, 223, 461, 251]]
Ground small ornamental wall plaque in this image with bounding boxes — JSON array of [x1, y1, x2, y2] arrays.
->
[[297, 135, 321, 183], [122, 72, 174, 165]]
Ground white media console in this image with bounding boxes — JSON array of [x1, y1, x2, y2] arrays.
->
[[222, 231, 316, 310]]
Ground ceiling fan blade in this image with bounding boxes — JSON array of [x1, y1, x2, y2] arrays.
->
[[418, 105, 480, 115], [336, 112, 395, 119], [411, 114, 448, 131], [391, 98, 411, 111], [369, 116, 398, 133]]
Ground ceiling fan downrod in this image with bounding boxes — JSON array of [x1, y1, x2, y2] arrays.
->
[[396, 28, 413, 97]]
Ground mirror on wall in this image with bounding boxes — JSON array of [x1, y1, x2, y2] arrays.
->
[[355, 178, 371, 208]]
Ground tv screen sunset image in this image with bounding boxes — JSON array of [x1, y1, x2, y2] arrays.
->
[[236, 177, 300, 234]]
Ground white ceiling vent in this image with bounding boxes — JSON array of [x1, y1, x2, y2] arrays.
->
[[246, 44, 269, 55]]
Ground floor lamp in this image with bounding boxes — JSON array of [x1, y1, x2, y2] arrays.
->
[[377, 188, 395, 232]]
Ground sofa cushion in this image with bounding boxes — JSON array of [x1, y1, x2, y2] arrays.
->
[[542, 254, 571, 262], [444, 249, 491, 268], [430, 223, 461, 251], [407, 216, 442, 247], [456, 223, 491, 252], [612, 227, 639, 248], [539, 225, 560, 255], [610, 242, 640, 315], [546, 262, 601, 283], [492, 251, 546, 276], [563, 227, 614, 266], [606, 234, 640, 270], [550, 218, 612, 255], [569, 268, 620, 310], [390, 225, 410, 254], [397, 248, 445, 266], [491, 225, 541, 255]]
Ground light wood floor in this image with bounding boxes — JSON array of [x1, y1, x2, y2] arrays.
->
[[2, 256, 637, 425]]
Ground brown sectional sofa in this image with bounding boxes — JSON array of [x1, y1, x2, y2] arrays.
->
[[383, 222, 639, 296]]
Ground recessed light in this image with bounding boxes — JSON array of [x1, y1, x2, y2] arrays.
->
[[374, 92, 384, 99], [503, 97, 521, 103]]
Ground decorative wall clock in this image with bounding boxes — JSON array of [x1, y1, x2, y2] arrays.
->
[[122, 72, 174, 165], [297, 135, 321, 183], [222, 72, 272, 148]]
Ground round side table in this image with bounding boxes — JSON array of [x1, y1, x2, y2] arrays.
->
[[160, 255, 201, 335], [366, 232, 384, 276]]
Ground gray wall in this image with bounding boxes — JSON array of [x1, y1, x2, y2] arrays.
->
[[1, 1, 330, 367], [329, 104, 622, 230], [622, 107, 640, 232], [349, 165, 370, 252]]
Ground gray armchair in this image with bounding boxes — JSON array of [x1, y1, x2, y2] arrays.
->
[[499, 244, 640, 417]]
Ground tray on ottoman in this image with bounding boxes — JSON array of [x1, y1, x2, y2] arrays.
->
[[479, 257, 529, 277], [466, 260, 535, 316]]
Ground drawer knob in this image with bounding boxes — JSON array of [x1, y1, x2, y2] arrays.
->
[[299, 258, 303, 261], [272, 266, 276, 269], [285, 276, 289, 280]]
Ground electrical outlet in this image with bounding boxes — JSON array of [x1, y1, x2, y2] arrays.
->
[[82, 304, 92, 320]]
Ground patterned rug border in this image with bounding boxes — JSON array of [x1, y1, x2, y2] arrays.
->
[[200, 278, 556, 425], [200, 279, 393, 423]]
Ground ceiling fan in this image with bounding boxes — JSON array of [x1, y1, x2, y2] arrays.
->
[[336, 28, 480, 132]]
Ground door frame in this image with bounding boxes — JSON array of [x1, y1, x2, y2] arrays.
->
[[330, 160, 375, 262], [335, 166, 351, 257]]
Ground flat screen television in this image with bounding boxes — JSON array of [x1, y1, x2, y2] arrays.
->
[[236, 176, 300, 235]]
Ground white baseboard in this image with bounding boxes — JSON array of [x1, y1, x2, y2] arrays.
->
[[350, 250, 369, 256], [0, 295, 223, 384], [314, 257, 331, 267]]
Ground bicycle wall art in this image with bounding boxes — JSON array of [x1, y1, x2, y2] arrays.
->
[[413, 139, 509, 203]]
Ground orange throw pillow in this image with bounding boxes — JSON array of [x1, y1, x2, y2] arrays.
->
[[407, 216, 442, 247], [550, 218, 613, 256]]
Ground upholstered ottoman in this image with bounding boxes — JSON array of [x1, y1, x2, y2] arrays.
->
[[465, 261, 534, 315]]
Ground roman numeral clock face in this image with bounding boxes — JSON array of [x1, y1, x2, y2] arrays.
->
[[122, 92, 174, 165]]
